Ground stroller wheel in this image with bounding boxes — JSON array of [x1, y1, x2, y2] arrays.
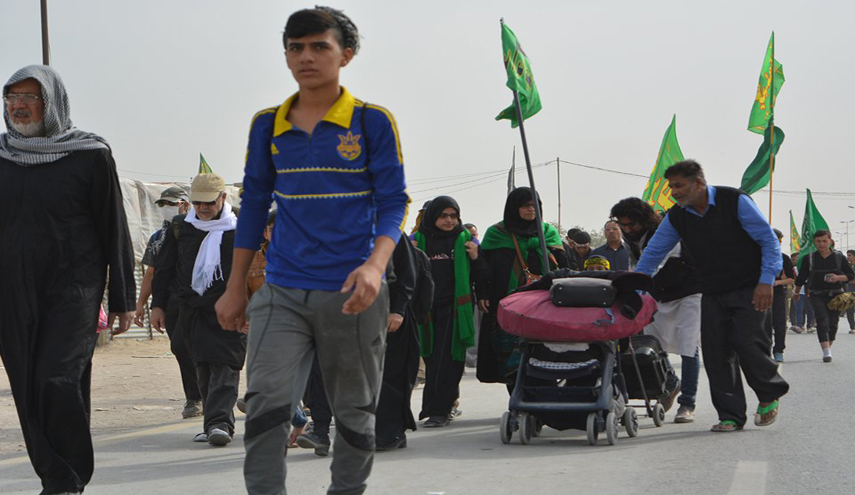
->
[[606, 411, 619, 445], [533, 418, 544, 437], [585, 412, 599, 446], [500, 411, 514, 444], [519, 413, 533, 445], [652, 404, 665, 427], [623, 407, 638, 437]]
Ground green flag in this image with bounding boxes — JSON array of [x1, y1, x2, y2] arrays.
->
[[789, 210, 801, 253], [798, 189, 830, 264], [641, 115, 684, 213], [748, 32, 785, 134], [495, 22, 542, 128], [199, 153, 213, 174], [740, 125, 785, 194]]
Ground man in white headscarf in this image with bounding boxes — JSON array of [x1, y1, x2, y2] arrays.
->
[[151, 172, 246, 447], [0, 65, 136, 495]]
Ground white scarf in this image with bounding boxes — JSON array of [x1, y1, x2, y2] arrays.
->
[[185, 201, 237, 296]]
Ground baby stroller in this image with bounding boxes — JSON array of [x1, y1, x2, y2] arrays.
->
[[496, 272, 658, 446]]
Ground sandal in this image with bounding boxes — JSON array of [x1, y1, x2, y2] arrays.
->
[[754, 400, 779, 427], [710, 420, 743, 432]]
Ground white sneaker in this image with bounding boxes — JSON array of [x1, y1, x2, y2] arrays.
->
[[193, 432, 208, 443], [674, 406, 695, 423]]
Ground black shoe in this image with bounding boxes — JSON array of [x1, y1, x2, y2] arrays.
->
[[376, 434, 407, 451], [422, 416, 449, 428], [296, 431, 330, 457], [182, 399, 203, 419]]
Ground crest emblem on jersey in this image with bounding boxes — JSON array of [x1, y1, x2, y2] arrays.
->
[[336, 131, 362, 161]]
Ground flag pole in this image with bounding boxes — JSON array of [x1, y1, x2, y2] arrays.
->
[[556, 157, 561, 231], [512, 90, 550, 267], [768, 33, 776, 224]]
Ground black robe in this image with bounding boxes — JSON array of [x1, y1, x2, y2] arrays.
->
[[477, 244, 568, 384], [0, 149, 136, 495], [376, 235, 421, 446]]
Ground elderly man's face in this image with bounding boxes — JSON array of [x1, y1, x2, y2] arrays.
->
[[5, 79, 45, 136], [193, 193, 226, 221]]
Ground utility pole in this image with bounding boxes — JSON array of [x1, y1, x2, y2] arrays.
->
[[41, 0, 50, 65]]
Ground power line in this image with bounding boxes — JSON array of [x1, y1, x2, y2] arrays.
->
[[119, 169, 193, 180]]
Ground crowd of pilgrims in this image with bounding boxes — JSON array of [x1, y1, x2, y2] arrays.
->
[[285, 186, 589, 450]]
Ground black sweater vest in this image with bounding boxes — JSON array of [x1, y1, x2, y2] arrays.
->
[[666, 186, 761, 294]]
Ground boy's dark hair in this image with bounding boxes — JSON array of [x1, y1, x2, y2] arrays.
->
[[463, 223, 476, 230], [664, 159, 706, 183], [773, 228, 783, 239], [609, 197, 660, 232], [284, 7, 360, 54], [814, 229, 831, 239], [847, 249, 855, 257]]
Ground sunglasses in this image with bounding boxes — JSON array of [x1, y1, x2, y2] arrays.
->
[[191, 200, 218, 207]]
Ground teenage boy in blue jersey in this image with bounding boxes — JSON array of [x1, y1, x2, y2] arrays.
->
[[215, 7, 409, 495]]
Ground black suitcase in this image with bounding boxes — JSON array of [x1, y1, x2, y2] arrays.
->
[[621, 334, 669, 400], [549, 277, 616, 308]]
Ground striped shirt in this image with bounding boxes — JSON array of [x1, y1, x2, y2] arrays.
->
[[236, 87, 410, 290]]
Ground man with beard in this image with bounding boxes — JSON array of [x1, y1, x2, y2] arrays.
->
[[0, 65, 135, 495], [635, 160, 788, 432], [151, 173, 245, 446], [611, 197, 699, 423]]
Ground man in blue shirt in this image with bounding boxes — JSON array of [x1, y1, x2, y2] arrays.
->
[[636, 160, 788, 433], [215, 7, 409, 495], [591, 220, 631, 270]]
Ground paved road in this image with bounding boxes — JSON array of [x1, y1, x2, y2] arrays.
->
[[2, 330, 854, 494]]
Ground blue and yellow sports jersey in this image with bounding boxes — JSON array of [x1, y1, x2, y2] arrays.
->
[[236, 87, 410, 290]]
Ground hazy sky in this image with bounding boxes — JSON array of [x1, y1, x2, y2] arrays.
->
[[4, 0, 855, 250]]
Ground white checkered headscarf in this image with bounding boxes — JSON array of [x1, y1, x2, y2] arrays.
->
[[0, 65, 109, 166]]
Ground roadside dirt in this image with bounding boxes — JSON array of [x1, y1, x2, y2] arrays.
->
[[0, 337, 246, 456]]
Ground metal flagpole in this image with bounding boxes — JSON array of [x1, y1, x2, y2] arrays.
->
[[556, 157, 561, 231], [41, 0, 50, 65], [768, 36, 775, 224], [512, 90, 550, 266]]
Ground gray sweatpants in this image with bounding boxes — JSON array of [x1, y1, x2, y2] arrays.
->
[[243, 282, 388, 495]]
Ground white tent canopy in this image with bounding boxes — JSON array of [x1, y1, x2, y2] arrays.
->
[[120, 177, 242, 262]]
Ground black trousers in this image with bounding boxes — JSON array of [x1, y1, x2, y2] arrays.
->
[[420, 303, 465, 419], [764, 289, 788, 354], [0, 300, 100, 495], [701, 287, 790, 425], [376, 314, 420, 446], [165, 295, 201, 401], [809, 292, 841, 343], [305, 355, 333, 435], [196, 362, 240, 435]]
